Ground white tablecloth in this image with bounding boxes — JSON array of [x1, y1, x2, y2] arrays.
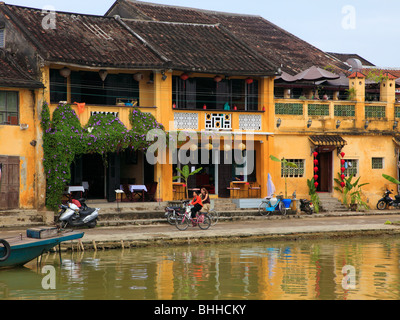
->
[[67, 186, 85, 193], [120, 185, 148, 192]]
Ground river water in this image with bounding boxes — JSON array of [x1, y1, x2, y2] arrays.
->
[[1, 236, 400, 300]]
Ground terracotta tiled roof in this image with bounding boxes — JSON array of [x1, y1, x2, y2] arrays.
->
[[107, 0, 350, 75], [309, 135, 347, 146], [1, 4, 278, 75], [122, 19, 278, 75], [0, 49, 43, 88], [1, 4, 166, 69], [349, 72, 366, 78]]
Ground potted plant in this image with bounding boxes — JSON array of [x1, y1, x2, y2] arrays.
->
[[270, 155, 298, 208], [173, 165, 203, 199], [306, 177, 320, 213], [334, 173, 369, 211]]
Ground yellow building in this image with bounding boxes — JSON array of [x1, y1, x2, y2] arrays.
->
[[0, 50, 44, 209], [2, 1, 398, 212]]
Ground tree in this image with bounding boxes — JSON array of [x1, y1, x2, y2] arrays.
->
[[270, 155, 297, 198], [173, 165, 203, 199]]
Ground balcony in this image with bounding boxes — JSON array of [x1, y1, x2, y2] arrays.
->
[[274, 99, 396, 132], [172, 109, 264, 132], [48, 103, 156, 129]]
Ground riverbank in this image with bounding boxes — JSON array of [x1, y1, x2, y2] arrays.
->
[[2, 210, 400, 251]]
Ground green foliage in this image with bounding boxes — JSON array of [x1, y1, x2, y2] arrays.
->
[[334, 173, 369, 210], [382, 174, 400, 185], [306, 178, 320, 213], [41, 103, 165, 210], [270, 155, 297, 198], [173, 165, 203, 199]]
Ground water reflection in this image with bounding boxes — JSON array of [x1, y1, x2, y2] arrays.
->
[[1, 237, 400, 300]]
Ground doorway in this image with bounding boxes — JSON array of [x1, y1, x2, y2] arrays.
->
[[316, 149, 333, 192]]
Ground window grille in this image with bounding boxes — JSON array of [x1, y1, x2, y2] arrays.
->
[[343, 159, 358, 177], [365, 105, 385, 118], [334, 104, 355, 117], [281, 159, 305, 178], [275, 103, 303, 115], [308, 104, 329, 116], [372, 157, 384, 169]]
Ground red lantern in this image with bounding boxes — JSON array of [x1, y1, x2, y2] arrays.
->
[[314, 159, 319, 165], [203, 104, 207, 110], [341, 167, 346, 172], [313, 152, 318, 157], [340, 152, 345, 158], [340, 182, 346, 188], [314, 175, 318, 180], [173, 103, 176, 109], [341, 174, 345, 180], [180, 73, 189, 81], [245, 77, 253, 85], [214, 75, 222, 83], [314, 167, 319, 172], [341, 159, 345, 165], [233, 105, 237, 110], [314, 182, 319, 188]]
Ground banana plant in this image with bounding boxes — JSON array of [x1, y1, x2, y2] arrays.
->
[[270, 155, 298, 198], [382, 174, 400, 185], [335, 173, 369, 209], [173, 165, 203, 199]]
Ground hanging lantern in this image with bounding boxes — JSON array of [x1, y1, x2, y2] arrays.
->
[[313, 159, 319, 165], [340, 152, 345, 158], [314, 182, 319, 188], [190, 144, 198, 152], [340, 182, 346, 188], [59, 67, 71, 78], [341, 167, 346, 172], [238, 142, 246, 151], [180, 73, 189, 81], [214, 75, 222, 83], [341, 174, 345, 180], [205, 143, 213, 151], [245, 77, 253, 85], [314, 174, 318, 181], [133, 73, 143, 82], [313, 152, 318, 157], [341, 159, 345, 165], [224, 144, 231, 151], [314, 167, 319, 172], [172, 103, 176, 109], [203, 104, 207, 110], [98, 69, 108, 82]]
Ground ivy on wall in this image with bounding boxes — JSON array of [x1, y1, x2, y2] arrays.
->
[[40, 102, 165, 210]]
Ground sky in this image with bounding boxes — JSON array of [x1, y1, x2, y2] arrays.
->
[[6, 0, 400, 68]]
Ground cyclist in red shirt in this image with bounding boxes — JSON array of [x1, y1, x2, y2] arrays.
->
[[190, 191, 203, 219]]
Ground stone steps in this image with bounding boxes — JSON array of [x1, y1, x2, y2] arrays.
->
[[318, 193, 348, 212]]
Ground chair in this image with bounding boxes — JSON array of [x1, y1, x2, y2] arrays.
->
[[227, 187, 240, 198], [122, 184, 133, 202], [248, 183, 261, 198], [145, 182, 158, 201]]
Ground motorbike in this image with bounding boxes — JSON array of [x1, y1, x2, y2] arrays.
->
[[58, 198, 100, 228], [376, 189, 400, 210], [165, 200, 190, 225], [300, 199, 314, 214]]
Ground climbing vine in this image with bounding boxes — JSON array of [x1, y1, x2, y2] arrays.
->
[[41, 102, 165, 210]]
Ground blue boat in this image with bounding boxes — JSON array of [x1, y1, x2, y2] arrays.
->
[[0, 230, 84, 268]]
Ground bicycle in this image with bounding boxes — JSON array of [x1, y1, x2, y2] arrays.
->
[[258, 194, 286, 216], [175, 205, 211, 231], [207, 209, 219, 226], [165, 200, 190, 225]]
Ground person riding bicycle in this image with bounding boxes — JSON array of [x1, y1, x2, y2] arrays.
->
[[200, 187, 210, 213], [190, 191, 203, 219]]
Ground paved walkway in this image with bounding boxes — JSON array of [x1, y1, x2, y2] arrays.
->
[[3, 211, 400, 250]]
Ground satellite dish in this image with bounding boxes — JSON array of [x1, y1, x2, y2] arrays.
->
[[346, 58, 362, 72]]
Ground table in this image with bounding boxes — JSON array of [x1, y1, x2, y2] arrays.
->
[[120, 184, 148, 202], [65, 186, 85, 202], [230, 181, 248, 198]]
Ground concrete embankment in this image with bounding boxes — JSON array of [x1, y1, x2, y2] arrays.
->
[[64, 211, 400, 250]]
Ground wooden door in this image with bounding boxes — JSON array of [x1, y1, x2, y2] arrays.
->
[[0, 156, 19, 209], [317, 151, 332, 192]]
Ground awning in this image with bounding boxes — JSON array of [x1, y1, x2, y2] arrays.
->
[[393, 136, 400, 147], [309, 135, 347, 146]]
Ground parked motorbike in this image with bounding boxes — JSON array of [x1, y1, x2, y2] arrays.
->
[[58, 198, 100, 228], [165, 200, 190, 225], [300, 199, 314, 214], [376, 189, 400, 210]]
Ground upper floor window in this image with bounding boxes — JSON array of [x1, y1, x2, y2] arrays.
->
[[173, 76, 258, 111], [0, 91, 19, 125], [50, 69, 139, 105]]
